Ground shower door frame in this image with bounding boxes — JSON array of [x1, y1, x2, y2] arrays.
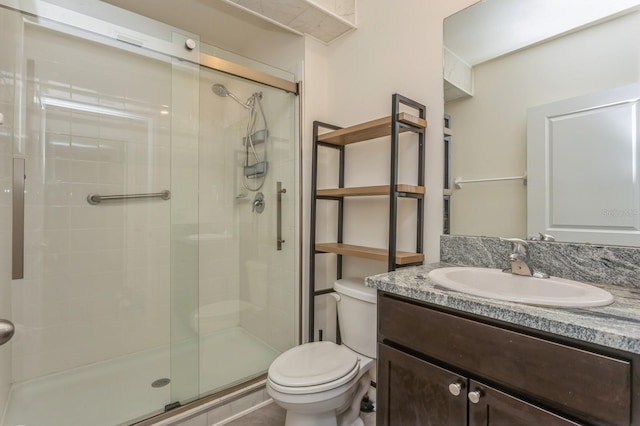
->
[[3, 0, 302, 423], [0, 0, 299, 95]]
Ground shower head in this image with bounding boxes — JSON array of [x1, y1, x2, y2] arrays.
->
[[212, 83, 250, 109], [212, 83, 229, 97]]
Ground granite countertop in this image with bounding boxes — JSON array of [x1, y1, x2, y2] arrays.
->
[[366, 263, 640, 355]]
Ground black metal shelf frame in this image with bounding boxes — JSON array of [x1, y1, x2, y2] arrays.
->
[[308, 94, 426, 342], [443, 114, 452, 235]]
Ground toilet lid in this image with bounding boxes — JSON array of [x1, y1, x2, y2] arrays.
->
[[268, 341, 359, 388]]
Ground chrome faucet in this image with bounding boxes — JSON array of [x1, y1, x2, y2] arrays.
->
[[252, 192, 265, 213], [500, 237, 549, 278], [529, 232, 556, 242]]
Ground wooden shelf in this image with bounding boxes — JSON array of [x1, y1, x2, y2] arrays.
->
[[318, 112, 427, 146], [315, 243, 424, 265], [317, 184, 425, 197]]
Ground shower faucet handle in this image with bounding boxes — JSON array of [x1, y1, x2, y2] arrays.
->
[[252, 192, 265, 213]]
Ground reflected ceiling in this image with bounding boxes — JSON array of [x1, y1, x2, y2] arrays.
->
[[445, 0, 640, 65]]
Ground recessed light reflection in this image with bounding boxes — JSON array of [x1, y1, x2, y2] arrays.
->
[[160, 110, 169, 115]]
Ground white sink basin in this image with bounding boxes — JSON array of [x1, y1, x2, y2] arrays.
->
[[428, 267, 614, 307]]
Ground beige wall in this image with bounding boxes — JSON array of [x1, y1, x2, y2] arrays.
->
[[446, 11, 640, 238], [305, 0, 478, 341], [325, 0, 478, 261], [301, 36, 330, 342]]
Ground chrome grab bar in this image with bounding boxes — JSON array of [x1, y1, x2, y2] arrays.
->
[[87, 190, 171, 205], [277, 182, 286, 251]]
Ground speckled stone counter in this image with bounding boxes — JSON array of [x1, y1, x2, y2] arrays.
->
[[366, 263, 640, 355], [441, 235, 640, 289]]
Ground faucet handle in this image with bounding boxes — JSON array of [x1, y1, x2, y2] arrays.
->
[[499, 237, 529, 255], [530, 232, 556, 242]]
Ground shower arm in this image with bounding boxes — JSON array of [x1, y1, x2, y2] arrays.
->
[[228, 92, 251, 109]]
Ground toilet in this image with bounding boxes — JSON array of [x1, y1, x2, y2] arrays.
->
[[267, 278, 377, 426]]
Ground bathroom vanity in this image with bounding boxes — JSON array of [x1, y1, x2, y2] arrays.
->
[[368, 264, 640, 426]]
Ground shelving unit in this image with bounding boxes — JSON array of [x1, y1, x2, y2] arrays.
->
[[309, 94, 427, 341]]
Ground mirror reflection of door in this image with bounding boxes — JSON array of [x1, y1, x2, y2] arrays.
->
[[527, 83, 640, 246], [444, 0, 640, 245]]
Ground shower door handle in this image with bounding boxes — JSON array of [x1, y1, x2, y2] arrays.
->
[[0, 319, 15, 346], [277, 182, 286, 251], [12, 158, 25, 280]]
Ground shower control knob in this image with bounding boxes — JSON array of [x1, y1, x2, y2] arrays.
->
[[185, 39, 197, 51]]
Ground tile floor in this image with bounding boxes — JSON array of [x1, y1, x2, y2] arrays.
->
[[224, 402, 376, 426], [224, 402, 285, 425]]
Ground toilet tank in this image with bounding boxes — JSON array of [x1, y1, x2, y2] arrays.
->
[[333, 278, 377, 359]]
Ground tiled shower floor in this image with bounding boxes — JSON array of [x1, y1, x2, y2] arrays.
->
[[2, 327, 278, 426]]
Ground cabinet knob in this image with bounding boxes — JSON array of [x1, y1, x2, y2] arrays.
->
[[448, 382, 462, 396], [468, 390, 483, 404]]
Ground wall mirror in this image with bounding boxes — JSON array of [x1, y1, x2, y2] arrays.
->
[[443, 0, 640, 246]]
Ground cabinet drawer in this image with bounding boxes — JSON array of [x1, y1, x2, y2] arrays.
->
[[379, 295, 631, 426]]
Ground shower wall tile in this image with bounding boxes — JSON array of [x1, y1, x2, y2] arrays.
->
[[197, 74, 241, 342], [197, 73, 297, 371], [236, 90, 296, 355], [11, 25, 174, 382]]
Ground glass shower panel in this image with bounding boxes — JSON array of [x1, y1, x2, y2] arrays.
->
[[1, 1, 298, 423], [0, 5, 20, 419], [169, 32, 201, 406], [197, 66, 297, 396], [2, 12, 194, 425]]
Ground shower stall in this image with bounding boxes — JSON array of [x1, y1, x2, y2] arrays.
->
[[0, 1, 299, 425]]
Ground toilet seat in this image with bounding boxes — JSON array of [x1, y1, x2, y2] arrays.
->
[[268, 341, 360, 394]]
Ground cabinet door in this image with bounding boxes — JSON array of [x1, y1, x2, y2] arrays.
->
[[377, 344, 467, 426], [468, 380, 582, 426]]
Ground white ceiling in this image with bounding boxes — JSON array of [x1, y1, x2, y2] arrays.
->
[[445, 0, 640, 66]]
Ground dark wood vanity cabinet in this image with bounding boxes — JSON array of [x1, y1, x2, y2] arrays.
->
[[377, 344, 467, 425], [466, 379, 581, 426], [377, 292, 638, 426]]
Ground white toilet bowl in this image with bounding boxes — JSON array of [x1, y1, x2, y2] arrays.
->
[[266, 278, 377, 426], [267, 341, 373, 426]]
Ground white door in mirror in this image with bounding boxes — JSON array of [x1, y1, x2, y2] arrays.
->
[[527, 83, 640, 246]]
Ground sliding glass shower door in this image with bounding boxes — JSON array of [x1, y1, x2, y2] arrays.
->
[[1, 5, 201, 425], [196, 65, 297, 396]]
